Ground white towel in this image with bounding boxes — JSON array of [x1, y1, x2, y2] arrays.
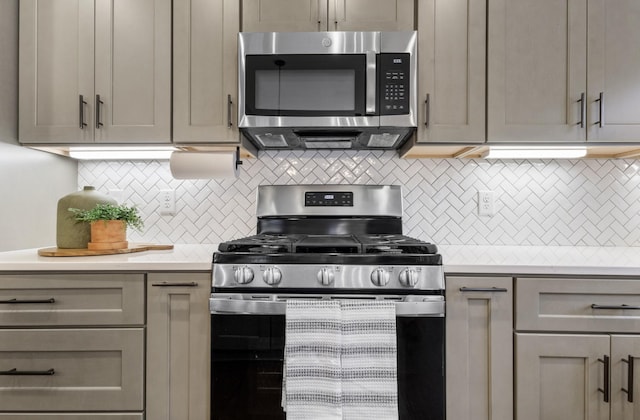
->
[[284, 299, 343, 419], [283, 299, 398, 420], [341, 300, 398, 420]]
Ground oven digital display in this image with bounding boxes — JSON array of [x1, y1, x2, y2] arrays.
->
[[305, 192, 353, 206]]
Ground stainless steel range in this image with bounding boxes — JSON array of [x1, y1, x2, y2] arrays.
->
[[210, 184, 445, 420]]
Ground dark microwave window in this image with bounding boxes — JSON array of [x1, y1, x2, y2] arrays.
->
[[255, 69, 356, 111], [245, 54, 366, 117]]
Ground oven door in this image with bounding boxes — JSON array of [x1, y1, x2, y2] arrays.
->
[[210, 294, 445, 420]]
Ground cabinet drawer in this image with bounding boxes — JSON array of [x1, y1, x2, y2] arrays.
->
[[0, 274, 144, 326], [516, 277, 640, 332], [0, 328, 144, 411], [0, 416, 142, 420]]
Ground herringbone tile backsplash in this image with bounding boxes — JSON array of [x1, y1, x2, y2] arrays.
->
[[78, 151, 640, 246]]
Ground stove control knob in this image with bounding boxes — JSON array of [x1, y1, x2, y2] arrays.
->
[[263, 267, 282, 286], [234, 266, 254, 284], [399, 268, 419, 287], [371, 268, 390, 287], [317, 268, 335, 286]]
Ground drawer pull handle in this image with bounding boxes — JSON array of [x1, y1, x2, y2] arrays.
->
[[151, 282, 198, 287], [591, 304, 640, 310], [0, 298, 56, 304], [0, 368, 55, 376], [460, 287, 508, 293], [598, 355, 610, 403], [622, 355, 634, 403]]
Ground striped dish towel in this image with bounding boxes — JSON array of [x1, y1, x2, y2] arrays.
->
[[284, 299, 343, 419], [341, 300, 398, 420]]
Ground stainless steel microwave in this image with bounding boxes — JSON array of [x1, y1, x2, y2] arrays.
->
[[238, 31, 417, 150]]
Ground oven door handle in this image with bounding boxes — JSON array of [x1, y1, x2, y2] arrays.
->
[[209, 297, 444, 317]]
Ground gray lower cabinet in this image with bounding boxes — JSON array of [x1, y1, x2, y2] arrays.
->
[[146, 272, 211, 420], [515, 277, 640, 420], [0, 273, 145, 417], [445, 276, 513, 420]]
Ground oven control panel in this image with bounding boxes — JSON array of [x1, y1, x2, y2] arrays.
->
[[305, 191, 353, 207]]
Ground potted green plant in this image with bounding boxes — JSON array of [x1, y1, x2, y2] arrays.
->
[[69, 203, 144, 250]]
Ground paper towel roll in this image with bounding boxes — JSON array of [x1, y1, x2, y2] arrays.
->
[[169, 151, 239, 179]]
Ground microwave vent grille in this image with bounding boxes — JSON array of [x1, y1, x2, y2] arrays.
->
[[255, 133, 288, 148], [366, 133, 401, 148]]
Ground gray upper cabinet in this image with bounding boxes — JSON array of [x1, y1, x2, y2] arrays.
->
[[488, 0, 640, 143], [19, 0, 171, 145], [242, 0, 414, 32], [415, 0, 486, 144], [173, 0, 240, 144]]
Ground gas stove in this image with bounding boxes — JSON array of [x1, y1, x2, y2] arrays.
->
[[212, 185, 443, 292]]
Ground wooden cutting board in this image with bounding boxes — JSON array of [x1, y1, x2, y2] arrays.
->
[[38, 244, 174, 257]]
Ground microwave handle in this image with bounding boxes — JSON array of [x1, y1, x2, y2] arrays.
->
[[366, 51, 377, 115]]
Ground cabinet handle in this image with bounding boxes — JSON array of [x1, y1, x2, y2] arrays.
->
[[79, 95, 88, 129], [576, 92, 585, 128], [598, 355, 610, 403], [95, 94, 104, 129], [459, 287, 508, 293], [424, 94, 430, 127], [591, 304, 640, 310], [594, 92, 604, 128], [151, 282, 199, 287], [622, 355, 634, 403], [0, 368, 55, 376], [227, 94, 233, 128], [0, 298, 55, 304]]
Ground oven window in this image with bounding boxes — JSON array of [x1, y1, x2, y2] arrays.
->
[[245, 54, 366, 117], [211, 314, 445, 420]]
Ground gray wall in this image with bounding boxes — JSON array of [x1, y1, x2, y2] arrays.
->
[[0, 0, 77, 251]]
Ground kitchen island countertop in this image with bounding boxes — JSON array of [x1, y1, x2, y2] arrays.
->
[[0, 244, 640, 276]]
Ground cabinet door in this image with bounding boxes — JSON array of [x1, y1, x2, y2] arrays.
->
[[19, 0, 95, 144], [611, 335, 640, 420], [446, 277, 513, 420], [516, 333, 610, 420], [242, 0, 326, 32], [331, 0, 414, 31], [94, 0, 171, 143], [174, 0, 240, 144], [416, 0, 486, 144], [146, 273, 211, 420], [487, 0, 587, 142], [587, 0, 640, 142]]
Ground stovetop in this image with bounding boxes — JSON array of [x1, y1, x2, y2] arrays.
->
[[217, 233, 439, 255]]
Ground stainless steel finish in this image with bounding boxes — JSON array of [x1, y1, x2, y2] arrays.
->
[[424, 93, 430, 127], [227, 94, 233, 128], [595, 92, 604, 128], [210, 293, 445, 317], [366, 50, 377, 114], [215, 263, 444, 291], [234, 266, 254, 284], [371, 267, 390, 286], [238, 31, 417, 130], [79, 95, 87, 129], [398, 268, 419, 287], [317, 267, 335, 286], [591, 303, 640, 310], [262, 267, 282, 285], [256, 184, 403, 218], [95, 94, 103, 128], [577, 92, 585, 128]]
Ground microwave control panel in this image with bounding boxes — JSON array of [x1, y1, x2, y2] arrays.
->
[[378, 53, 410, 115]]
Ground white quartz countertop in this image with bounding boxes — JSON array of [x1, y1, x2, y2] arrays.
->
[[0, 244, 640, 276]]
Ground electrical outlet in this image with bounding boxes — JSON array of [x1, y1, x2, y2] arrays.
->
[[478, 190, 495, 216], [159, 189, 175, 215]]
